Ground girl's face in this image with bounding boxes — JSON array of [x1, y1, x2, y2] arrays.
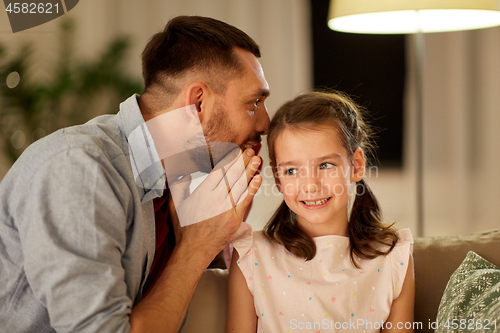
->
[[273, 125, 365, 237]]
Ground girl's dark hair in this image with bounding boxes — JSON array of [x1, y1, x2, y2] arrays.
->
[[264, 91, 398, 267]]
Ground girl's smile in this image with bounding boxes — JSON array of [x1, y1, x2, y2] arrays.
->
[[300, 196, 332, 209]]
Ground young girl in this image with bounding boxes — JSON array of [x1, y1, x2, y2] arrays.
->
[[226, 91, 414, 333]]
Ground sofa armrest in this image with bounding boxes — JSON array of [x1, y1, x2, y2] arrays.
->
[[413, 229, 500, 332]]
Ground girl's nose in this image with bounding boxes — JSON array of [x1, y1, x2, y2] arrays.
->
[[301, 172, 323, 195]]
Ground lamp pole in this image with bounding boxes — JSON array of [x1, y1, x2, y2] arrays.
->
[[415, 27, 425, 237]]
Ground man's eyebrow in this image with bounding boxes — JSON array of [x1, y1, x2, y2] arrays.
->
[[277, 153, 342, 167], [252, 88, 270, 98]]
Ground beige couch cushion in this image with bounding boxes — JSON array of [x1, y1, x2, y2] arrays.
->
[[413, 229, 500, 332], [181, 268, 228, 333]]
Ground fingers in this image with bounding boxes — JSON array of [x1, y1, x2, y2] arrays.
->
[[196, 147, 242, 191], [175, 147, 260, 223], [228, 155, 261, 205], [187, 147, 257, 193], [234, 174, 262, 218], [239, 148, 261, 185], [220, 147, 260, 189], [207, 147, 260, 200], [223, 147, 258, 187]]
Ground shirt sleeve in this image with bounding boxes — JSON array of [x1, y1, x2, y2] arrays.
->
[[391, 228, 414, 300], [231, 222, 255, 295], [19, 148, 134, 333]]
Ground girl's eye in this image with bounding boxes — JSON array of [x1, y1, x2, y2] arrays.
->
[[319, 162, 335, 169], [285, 168, 298, 175]]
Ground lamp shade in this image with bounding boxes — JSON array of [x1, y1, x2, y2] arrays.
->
[[328, 0, 500, 34]]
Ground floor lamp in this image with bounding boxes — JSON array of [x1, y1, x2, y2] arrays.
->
[[328, 0, 500, 237]]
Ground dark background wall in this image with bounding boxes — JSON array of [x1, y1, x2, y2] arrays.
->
[[310, 0, 406, 168]]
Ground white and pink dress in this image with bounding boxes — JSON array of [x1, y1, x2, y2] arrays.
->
[[232, 223, 413, 333]]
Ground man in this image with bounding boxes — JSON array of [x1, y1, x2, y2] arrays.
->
[[0, 16, 270, 332]]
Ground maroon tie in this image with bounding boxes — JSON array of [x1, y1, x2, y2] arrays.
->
[[142, 190, 175, 297]]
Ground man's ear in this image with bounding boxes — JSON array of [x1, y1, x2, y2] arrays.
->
[[184, 82, 210, 122], [270, 162, 283, 193], [351, 148, 365, 182]]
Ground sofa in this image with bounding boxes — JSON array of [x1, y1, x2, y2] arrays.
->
[[181, 229, 500, 332]]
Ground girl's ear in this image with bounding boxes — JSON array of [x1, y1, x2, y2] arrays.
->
[[351, 148, 365, 182], [270, 162, 282, 193]]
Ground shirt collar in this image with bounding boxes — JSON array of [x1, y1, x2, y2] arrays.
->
[[118, 94, 166, 203]]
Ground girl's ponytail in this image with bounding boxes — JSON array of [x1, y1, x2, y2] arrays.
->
[[348, 179, 398, 268]]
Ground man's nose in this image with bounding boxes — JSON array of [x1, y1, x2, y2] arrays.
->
[[256, 103, 270, 135]]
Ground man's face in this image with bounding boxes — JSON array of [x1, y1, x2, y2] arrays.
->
[[186, 102, 238, 173], [203, 48, 270, 165]]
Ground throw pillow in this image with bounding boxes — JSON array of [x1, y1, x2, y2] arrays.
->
[[436, 251, 500, 333]]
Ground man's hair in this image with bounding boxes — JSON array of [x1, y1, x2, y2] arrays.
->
[[142, 16, 261, 97]]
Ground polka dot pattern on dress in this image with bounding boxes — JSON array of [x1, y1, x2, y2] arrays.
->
[[231, 225, 413, 333]]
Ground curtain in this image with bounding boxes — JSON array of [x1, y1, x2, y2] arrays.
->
[[371, 27, 500, 236]]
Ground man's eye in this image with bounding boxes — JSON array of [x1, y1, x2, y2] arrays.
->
[[319, 162, 335, 169], [253, 99, 261, 110]]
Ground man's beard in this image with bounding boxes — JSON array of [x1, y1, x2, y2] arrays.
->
[[186, 101, 240, 173]]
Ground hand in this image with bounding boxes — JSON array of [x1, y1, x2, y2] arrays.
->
[[167, 148, 262, 263], [242, 160, 262, 222]]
